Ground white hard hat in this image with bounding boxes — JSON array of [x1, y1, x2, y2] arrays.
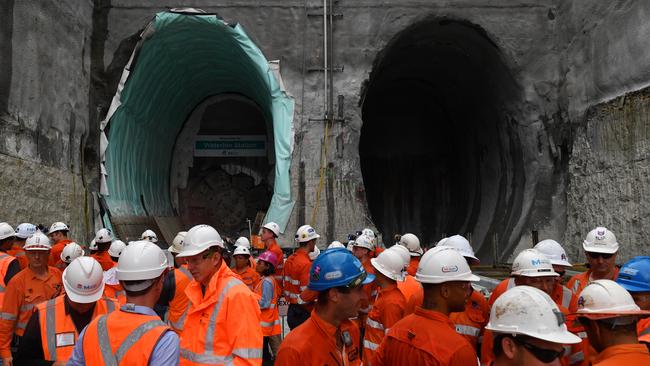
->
[[308, 246, 321, 261], [583, 227, 618, 254], [89, 239, 98, 251], [486, 286, 582, 344], [94, 228, 113, 244], [141, 229, 158, 243], [108, 240, 127, 257], [168, 231, 187, 254], [233, 246, 251, 256], [176, 224, 224, 258], [399, 233, 423, 257], [437, 235, 479, 264], [63, 257, 105, 303], [234, 237, 251, 249], [116, 240, 168, 282], [576, 279, 650, 319], [295, 225, 320, 243], [415, 246, 480, 284], [371, 249, 406, 281], [387, 244, 411, 269], [24, 232, 51, 251], [0, 222, 15, 240], [534, 239, 572, 267], [262, 222, 280, 237], [353, 234, 375, 251], [15, 223, 37, 239], [362, 228, 376, 239], [49, 222, 69, 234], [327, 241, 345, 249], [60, 242, 84, 263], [347, 240, 354, 252], [511, 249, 559, 278]]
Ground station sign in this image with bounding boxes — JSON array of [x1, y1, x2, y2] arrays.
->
[[194, 135, 267, 157]]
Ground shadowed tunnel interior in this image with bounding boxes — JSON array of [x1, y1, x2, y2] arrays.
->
[[360, 19, 525, 260]]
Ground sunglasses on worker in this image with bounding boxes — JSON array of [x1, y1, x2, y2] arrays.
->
[[513, 337, 565, 363], [586, 251, 614, 259]]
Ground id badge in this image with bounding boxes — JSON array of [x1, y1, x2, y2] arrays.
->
[[56, 332, 75, 347]]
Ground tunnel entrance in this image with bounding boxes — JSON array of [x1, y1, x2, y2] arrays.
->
[[360, 18, 524, 259], [171, 94, 274, 237]]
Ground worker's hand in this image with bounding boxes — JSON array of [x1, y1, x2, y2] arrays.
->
[[2, 356, 13, 366]]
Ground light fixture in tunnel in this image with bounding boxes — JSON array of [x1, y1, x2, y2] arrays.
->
[[360, 18, 525, 262], [99, 10, 295, 233]]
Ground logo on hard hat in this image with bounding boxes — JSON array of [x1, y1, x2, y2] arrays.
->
[[621, 268, 639, 276], [577, 295, 587, 309], [325, 271, 342, 280], [312, 265, 321, 280], [561, 254, 567, 260], [441, 265, 459, 273], [531, 258, 550, 266], [595, 229, 607, 240]]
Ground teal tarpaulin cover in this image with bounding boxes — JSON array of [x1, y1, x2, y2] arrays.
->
[[100, 10, 295, 233]]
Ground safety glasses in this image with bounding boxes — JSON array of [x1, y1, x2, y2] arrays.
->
[[345, 271, 368, 289], [586, 252, 614, 259], [513, 337, 565, 363]]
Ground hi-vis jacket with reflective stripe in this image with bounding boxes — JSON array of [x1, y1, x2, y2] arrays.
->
[[104, 284, 126, 305], [180, 261, 263, 366], [82, 308, 171, 365], [0, 252, 16, 307], [638, 318, 650, 343], [168, 265, 193, 334], [37, 295, 119, 362], [254, 276, 281, 336], [449, 289, 490, 351], [363, 284, 406, 366], [7, 244, 27, 270], [0, 265, 62, 358], [282, 249, 312, 306], [266, 240, 285, 285]]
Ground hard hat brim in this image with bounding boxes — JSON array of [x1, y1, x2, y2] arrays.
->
[[583, 243, 618, 254], [361, 273, 375, 286], [168, 246, 180, 254], [370, 258, 405, 281], [575, 310, 650, 320], [549, 259, 572, 267], [513, 270, 560, 278], [617, 281, 650, 293], [63, 278, 104, 304], [416, 272, 480, 284], [409, 248, 424, 257], [24, 247, 51, 251], [175, 244, 222, 258]]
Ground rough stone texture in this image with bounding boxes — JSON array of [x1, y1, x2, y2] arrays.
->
[[0, 0, 94, 241], [566, 88, 650, 263], [0, 154, 89, 243], [2, 0, 650, 259]]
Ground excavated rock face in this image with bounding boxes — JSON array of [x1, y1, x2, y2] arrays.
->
[[360, 19, 527, 259]]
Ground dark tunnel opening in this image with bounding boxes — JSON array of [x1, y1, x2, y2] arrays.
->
[[360, 18, 524, 260]]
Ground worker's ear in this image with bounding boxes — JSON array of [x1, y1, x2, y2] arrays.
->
[[328, 288, 340, 304], [440, 282, 452, 300], [501, 336, 517, 359]]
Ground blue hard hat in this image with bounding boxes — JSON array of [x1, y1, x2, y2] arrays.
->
[[616, 256, 650, 293], [308, 248, 375, 291]]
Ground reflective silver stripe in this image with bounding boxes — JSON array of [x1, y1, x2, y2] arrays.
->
[[180, 349, 234, 365], [0, 312, 16, 320], [366, 318, 384, 331], [0, 284, 5, 293], [562, 287, 572, 308], [233, 348, 263, 359], [260, 319, 281, 328], [572, 280, 581, 294], [363, 339, 379, 351], [569, 351, 584, 364], [170, 302, 191, 330], [97, 315, 117, 366], [641, 327, 650, 336], [114, 320, 167, 363], [105, 299, 116, 313], [45, 299, 57, 360], [16, 321, 27, 330], [20, 303, 34, 312], [577, 331, 587, 339], [455, 324, 481, 337], [507, 278, 515, 289], [204, 278, 245, 354], [299, 285, 307, 291]]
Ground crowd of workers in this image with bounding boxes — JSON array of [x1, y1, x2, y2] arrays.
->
[[0, 219, 648, 365]]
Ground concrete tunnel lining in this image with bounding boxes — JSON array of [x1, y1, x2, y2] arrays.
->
[[360, 18, 525, 261], [100, 10, 295, 231]]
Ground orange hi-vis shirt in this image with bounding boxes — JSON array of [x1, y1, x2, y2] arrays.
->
[[488, 278, 515, 307], [266, 239, 285, 284], [91, 250, 115, 271], [7, 244, 27, 270], [406, 256, 420, 277], [552, 282, 577, 311], [374, 307, 478, 366], [363, 284, 406, 365], [234, 265, 261, 291], [82, 306, 171, 365], [36, 295, 119, 362], [449, 289, 490, 351], [0, 265, 62, 357], [283, 249, 313, 307], [567, 268, 620, 296], [0, 252, 17, 307], [48, 239, 73, 269], [168, 265, 192, 333], [591, 343, 650, 365], [180, 261, 262, 366], [638, 318, 650, 343], [254, 275, 281, 336], [104, 283, 126, 304], [275, 310, 362, 366], [397, 274, 424, 316]]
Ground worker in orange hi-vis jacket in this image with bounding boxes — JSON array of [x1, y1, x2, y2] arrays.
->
[[396, 233, 424, 276], [232, 246, 260, 291], [567, 227, 620, 297], [0, 232, 63, 366], [8, 223, 38, 270], [46, 221, 73, 270]]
